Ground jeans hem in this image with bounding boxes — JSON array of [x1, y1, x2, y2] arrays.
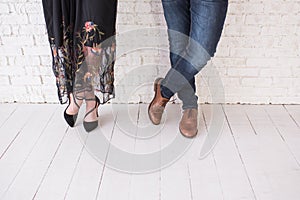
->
[[182, 105, 198, 110]]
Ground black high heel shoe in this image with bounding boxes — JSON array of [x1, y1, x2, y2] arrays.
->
[[64, 93, 81, 127], [83, 96, 100, 132]]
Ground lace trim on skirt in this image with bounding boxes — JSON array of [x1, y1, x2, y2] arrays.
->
[[49, 21, 115, 104]]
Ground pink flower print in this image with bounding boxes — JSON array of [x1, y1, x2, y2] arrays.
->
[[85, 21, 95, 32]]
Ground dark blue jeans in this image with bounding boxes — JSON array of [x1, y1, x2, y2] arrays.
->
[[160, 0, 228, 109]]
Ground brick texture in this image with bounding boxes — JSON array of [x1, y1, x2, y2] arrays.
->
[[0, 0, 299, 104]]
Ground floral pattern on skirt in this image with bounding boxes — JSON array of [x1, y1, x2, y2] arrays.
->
[[42, 0, 117, 104], [49, 21, 115, 104]]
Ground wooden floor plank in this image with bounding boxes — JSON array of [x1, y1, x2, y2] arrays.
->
[[1, 106, 67, 200], [160, 104, 184, 160], [96, 104, 135, 200], [32, 124, 87, 199], [188, 155, 224, 200], [0, 104, 299, 200], [187, 105, 224, 200], [243, 105, 300, 173], [129, 172, 160, 200], [203, 104, 256, 200], [160, 104, 193, 200], [266, 170, 300, 200], [0, 104, 39, 158], [134, 104, 161, 154], [0, 104, 57, 198], [0, 104, 17, 128], [65, 104, 117, 200], [265, 105, 300, 164], [284, 105, 300, 128], [105, 104, 139, 155], [129, 104, 160, 200], [97, 168, 132, 200], [242, 105, 300, 199], [225, 105, 274, 200], [160, 163, 192, 200], [64, 149, 105, 200]]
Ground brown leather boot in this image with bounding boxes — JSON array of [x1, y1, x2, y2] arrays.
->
[[148, 78, 170, 125], [179, 108, 198, 138]]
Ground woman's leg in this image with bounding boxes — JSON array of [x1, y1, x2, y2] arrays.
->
[[72, 0, 117, 127]]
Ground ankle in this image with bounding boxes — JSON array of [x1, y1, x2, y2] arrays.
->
[[84, 96, 100, 121], [85, 99, 97, 109]]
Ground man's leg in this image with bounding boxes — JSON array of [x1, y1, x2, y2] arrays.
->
[[161, 0, 198, 110], [160, 0, 228, 99], [148, 0, 192, 125], [160, 0, 228, 137], [162, 0, 190, 60]]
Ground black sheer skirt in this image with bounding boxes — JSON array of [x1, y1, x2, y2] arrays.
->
[[42, 0, 117, 104]]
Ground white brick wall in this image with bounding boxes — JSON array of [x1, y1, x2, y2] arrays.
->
[[0, 0, 299, 104]]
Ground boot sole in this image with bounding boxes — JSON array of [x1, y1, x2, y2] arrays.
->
[[179, 127, 198, 139]]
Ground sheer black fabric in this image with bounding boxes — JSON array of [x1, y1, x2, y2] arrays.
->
[[42, 0, 117, 104]]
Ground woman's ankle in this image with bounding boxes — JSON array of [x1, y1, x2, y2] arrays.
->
[[66, 93, 82, 114], [84, 98, 99, 122]]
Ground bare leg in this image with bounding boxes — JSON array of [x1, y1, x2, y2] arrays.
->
[[85, 99, 98, 122], [83, 46, 101, 122], [66, 92, 83, 115], [83, 90, 98, 123]]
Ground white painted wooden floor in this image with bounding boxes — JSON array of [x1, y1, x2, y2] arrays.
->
[[0, 103, 300, 200]]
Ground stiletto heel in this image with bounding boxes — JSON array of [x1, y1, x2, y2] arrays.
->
[[83, 96, 100, 132], [64, 93, 81, 127]]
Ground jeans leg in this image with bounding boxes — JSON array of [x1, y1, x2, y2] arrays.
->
[[177, 78, 198, 110], [161, 0, 228, 99], [160, 0, 198, 109], [161, 0, 190, 64]]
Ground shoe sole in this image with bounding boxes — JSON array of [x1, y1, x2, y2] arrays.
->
[[179, 127, 198, 139]]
